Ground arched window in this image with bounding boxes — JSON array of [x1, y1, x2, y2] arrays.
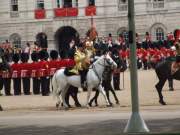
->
[[156, 27, 164, 41], [9, 33, 21, 48], [37, 0, 44, 9]]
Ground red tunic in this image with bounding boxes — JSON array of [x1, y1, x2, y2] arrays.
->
[[11, 63, 22, 78]]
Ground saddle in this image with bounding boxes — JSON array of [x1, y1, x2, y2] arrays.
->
[[64, 67, 77, 76]]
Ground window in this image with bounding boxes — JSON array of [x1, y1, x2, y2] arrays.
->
[[37, 0, 44, 9], [118, 0, 128, 11], [147, 0, 164, 9], [156, 27, 164, 41], [9, 33, 21, 48], [11, 0, 18, 11], [57, 0, 61, 8], [63, 0, 72, 8], [88, 0, 95, 6]]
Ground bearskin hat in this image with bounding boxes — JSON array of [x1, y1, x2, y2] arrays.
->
[[21, 53, 29, 63], [176, 55, 180, 63], [39, 50, 49, 60], [12, 53, 19, 63], [31, 52, 39, 62], [50, 50, 58, 60]]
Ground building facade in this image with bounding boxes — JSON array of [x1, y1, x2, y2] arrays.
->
[[0, 0, 180, 49]]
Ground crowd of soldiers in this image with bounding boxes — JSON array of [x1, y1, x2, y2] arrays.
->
[[0, 30, 180, 96]]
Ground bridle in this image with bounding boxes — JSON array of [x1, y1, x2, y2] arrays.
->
[[92, 56, 114, 84]]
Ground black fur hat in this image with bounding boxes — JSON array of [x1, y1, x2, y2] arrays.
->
[[39, 50, 49, 60], [50, 50, 58, 60], [21, 53, 29, 63], [12, 53, 19, 63], [31, 52, 39, 62]]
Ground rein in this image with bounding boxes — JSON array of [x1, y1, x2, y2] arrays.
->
[[91, 57, 113, 84]]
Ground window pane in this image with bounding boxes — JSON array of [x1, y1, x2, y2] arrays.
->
[[89, 0, 95, 6], [156, 28, 164, 41], [64, 0, 72, 8], [57, 0, 60, 7], [37, 0, 44, 9]]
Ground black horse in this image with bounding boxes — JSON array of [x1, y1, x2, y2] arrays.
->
[[155, 59, 180, 105], [88, 51, 127, 106], [88, 66, 119, 106]]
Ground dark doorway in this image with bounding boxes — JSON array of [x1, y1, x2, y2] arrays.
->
[[36, 32, 48, 49], [54, 26, 79, 59]]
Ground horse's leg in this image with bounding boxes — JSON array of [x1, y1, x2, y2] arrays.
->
[[65, 89, 71, 108], [109, 83, 119, 104], [155, 77, 167, 105], [89, 88, 99, 107], [70, 86, 81, 107], [98, 85, 110, 106], [55, 90, 61, 109], [86, 87, 92, 108], [61, 85, 70, 109]]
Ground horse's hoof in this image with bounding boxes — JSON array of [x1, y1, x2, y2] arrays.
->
[[116, 101, 120, 105], [106, 104, 113, 107], [159, 100, 166, 105], [56, 103, 60, 109], [0, 105, 3, 111], [88, 102, 92, 107], [169, 87, 174, 91], [76, 104, 82, 107]]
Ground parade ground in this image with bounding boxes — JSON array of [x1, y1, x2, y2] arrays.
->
[[0, 69, 180, 135]]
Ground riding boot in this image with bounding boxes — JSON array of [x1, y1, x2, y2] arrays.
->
[[79, 70, 87, 88]]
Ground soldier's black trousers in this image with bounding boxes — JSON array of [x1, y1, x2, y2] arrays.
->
[[22, 77, 30, 95], [41, 77, 50, 96], [0, 76, 3, 91], [32, 77, 40, 94], [3, 78, 11, 95], [13, 78, 21, 95]]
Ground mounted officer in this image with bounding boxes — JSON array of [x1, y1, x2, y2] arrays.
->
[[68, 42, 89, 88]]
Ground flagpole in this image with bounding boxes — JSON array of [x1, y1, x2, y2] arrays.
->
[[124, 0, 149, 133]]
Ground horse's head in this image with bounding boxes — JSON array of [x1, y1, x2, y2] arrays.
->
[[102, 53, 117, 69]]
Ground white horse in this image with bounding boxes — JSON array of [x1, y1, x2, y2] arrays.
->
[[52, 53, 117, 109]]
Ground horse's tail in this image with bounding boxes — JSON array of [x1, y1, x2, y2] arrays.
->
[[52, 71, 60, 99]]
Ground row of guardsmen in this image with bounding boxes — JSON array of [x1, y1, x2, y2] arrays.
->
[[0, 50, 75, 96]]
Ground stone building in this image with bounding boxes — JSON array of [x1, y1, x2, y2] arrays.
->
[[0, 0, 180, 49]]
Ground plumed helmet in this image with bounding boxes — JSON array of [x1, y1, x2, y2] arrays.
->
[[21, 53, 29, 63], [50, 50, 58, 60], [31, 52, 39, 62], [12, 53, 19, 63]]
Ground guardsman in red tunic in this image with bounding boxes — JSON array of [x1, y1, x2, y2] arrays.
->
[[31, 52, 40, 94], [49, 50, 59, 78], [20, 53, 31, 95], [11, 54, 22, 95], [38, 50, 50, 96], [2, 67, 11, 96], [49, 50, 59, 92]]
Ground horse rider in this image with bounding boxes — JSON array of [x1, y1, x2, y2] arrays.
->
[[69, 42, 89, 88], [171, 42, 180, 74]]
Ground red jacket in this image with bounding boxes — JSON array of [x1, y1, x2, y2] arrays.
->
[[11, 63, 22, 78]]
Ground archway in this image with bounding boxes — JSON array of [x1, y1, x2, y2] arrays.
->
[[9, 33, 21, 48], [36, 32, 48, 49], [54, 26, 79, 59]]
